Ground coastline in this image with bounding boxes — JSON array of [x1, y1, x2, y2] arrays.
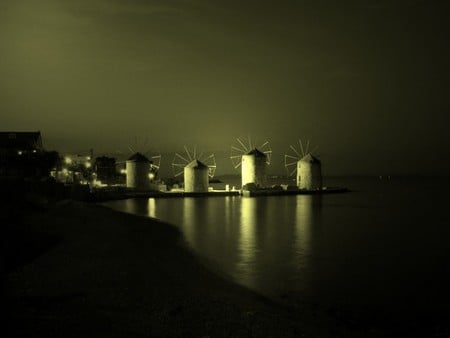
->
[[1, 200, 326, 337], [2, 199, 401, 337]]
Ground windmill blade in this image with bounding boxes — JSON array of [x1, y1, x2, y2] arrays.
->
[[310, 145, 319, 154], [202, 152, 216, 165], [247, 135, 253, 150], [299, 140, 305, 157], [237, 138, 249, 152], [305, 140, 310, 155], [204, 153, 216, 164], [285, 157, 298, 166], [172, 154, 186, 177], [174, 170, 184, 177], [290, 145, 301, 158], [184, 146, 193, 161], [150, 159, 161, 169], [175, 152, 190, 163], [284, 153, 298, 176], [230, 155, 242, 169], [231, 145, 247, 153], [149, 154, 161, 171], [259, 140, 269, 149], [285, 161, 298, 168], [128, 146, 135, 154], [285, 161, 298, 169], [207, 163, 217, 178], [289, 166, 297, 177], [285, 154, 299, 160]]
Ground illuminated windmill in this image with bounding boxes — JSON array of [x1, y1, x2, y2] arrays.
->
[[117, 137, 162, 189], [284, 139, 322, 190], [172, 146, 216, 192], [126, 147, 161, 179], [230, 137, 272, 188]]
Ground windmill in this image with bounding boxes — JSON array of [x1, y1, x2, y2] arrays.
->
[[114, 136, 162, 189], [230, 137, 272, 188], [114, 137, 161, 175], [172, 146, 216, 178], [125, 136, 161, 176], [230, 136, 272, 169], [172, 146, 216, 192], [284, 139, 322, 190]]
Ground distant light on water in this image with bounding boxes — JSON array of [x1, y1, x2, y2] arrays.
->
[[238, 198, 257, 286], [103, 177, 450, 312], [148, 198, 156, 218]]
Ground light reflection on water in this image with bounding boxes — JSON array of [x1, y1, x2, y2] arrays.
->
[[107, 194, 323, 299], [104, 177, 450, 309]]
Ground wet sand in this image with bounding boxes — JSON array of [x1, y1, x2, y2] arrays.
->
[[1, 200, 398, 337]]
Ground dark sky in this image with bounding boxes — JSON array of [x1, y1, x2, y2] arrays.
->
[[1, 0, 449, 175]]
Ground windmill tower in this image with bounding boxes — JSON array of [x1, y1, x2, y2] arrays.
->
[[230, 137, 272, 188], [172, 146, 216, 192], [285, 140, 322, 190], [121, 137, 162, 190], [126, 152, 151, 190]]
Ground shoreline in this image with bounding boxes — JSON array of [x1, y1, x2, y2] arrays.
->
[[2, 200, 339, 337], [2, 199, 439, 337], [91, 186, 349, 203]]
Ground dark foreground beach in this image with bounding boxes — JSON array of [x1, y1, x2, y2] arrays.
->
[[1, 196, 444, 337]]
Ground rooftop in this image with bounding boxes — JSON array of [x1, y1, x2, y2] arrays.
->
[[127, 152, 150, 163], [0, 131, 43, 150]]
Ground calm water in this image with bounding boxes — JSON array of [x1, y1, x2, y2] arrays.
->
[[104, 177, 450, 313]]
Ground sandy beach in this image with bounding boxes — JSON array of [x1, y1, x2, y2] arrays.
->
[[1, 198, 410, 337]]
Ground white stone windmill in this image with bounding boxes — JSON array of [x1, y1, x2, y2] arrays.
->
[[172, 146, 216, 192], [230, 136, 272, 188], [116, 137, 162, 190], [285, 139, 322, 190], [126, 146, 161, 179]]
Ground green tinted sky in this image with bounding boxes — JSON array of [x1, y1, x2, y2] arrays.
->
[[1, 0, 449, 175]]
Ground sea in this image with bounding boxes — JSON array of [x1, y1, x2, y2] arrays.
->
[[104, 176, 450, 324]]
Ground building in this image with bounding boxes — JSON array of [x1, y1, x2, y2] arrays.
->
[[126, 152, 151, 190], [0, 131, 51, 177], [0, 131, 43, 155], [94, 156, 116, 184], [184, 159, 209, 192], [297, 154, 322, 190], [241, 148, 267, 188], [53, 152, 93, 184]]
